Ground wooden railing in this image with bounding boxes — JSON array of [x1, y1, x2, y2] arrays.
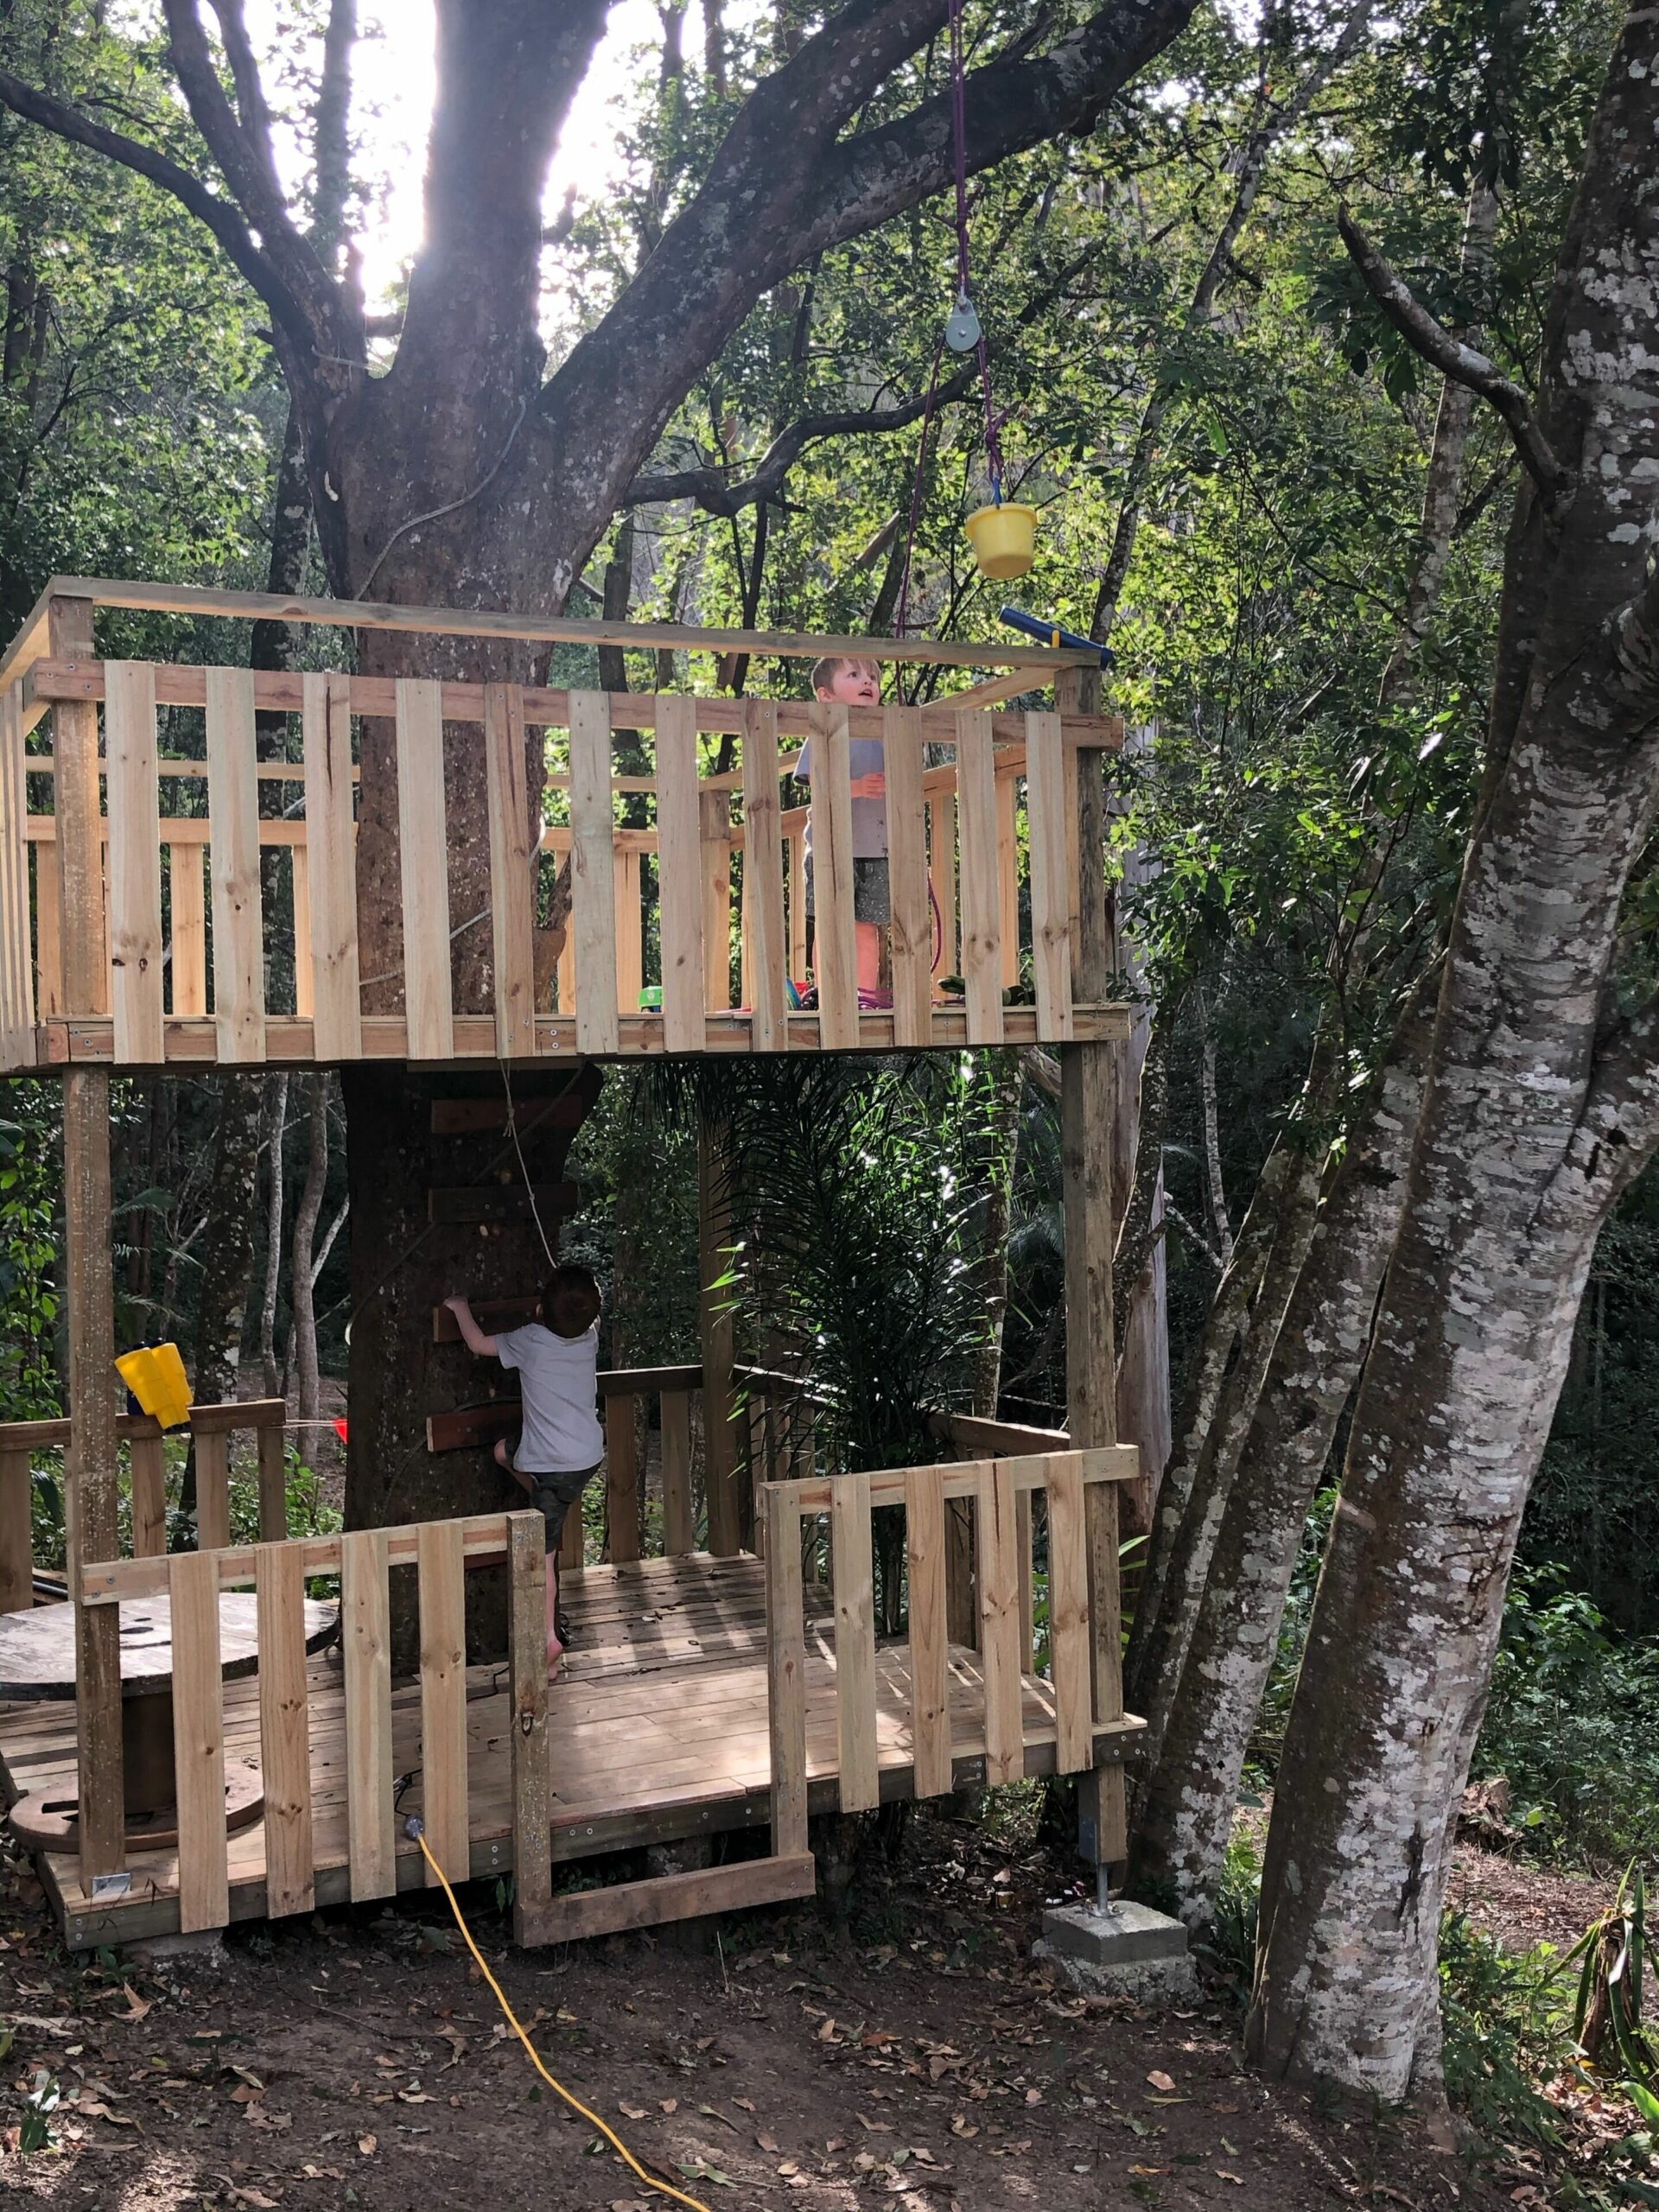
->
[[78, 1508, 552, 1940], [0, 627, 1125, 1071], [760, 1443, 1138, 1848], [0, 1397, 287, 1614]]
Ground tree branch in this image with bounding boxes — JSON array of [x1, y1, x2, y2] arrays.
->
[[622, 365, 976, 513], [162, 0, 346, 366], [0, 66, 306, 345], [207, 0, 279, 182], [1338, 206, 1574, 513]]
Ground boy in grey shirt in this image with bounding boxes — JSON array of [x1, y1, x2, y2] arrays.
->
[[444, 1263, 603, 1676]]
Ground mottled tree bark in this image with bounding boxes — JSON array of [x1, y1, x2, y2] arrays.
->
[[288, 1072, 330, 1434], [969, 1054, 1024, 1418], [1249, 9, 1659, 2094], [257, 1073, 289, 1398], [1128, 974, 1436, 1920]]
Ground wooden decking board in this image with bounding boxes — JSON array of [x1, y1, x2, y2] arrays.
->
[[1, 1554, 1141, 1948]]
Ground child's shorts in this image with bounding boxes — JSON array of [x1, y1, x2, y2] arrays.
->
[[508, 1445, 600, 1541], [804, 854, 890, 923]]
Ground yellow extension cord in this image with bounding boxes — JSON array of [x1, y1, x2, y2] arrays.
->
[[410, 1825, 714, 2212]]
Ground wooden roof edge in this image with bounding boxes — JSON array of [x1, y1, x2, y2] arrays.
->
[[6, 575, 1103, 674]]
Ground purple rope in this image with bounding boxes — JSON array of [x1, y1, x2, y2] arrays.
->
[[895, 329, 947, 643], [950, 0, 1004, 498]]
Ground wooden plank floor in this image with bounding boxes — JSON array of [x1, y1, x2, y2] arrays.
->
[[0, 1554, 1141, 1948]]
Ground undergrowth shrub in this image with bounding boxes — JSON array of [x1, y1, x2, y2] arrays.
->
[[1475, 1566, 1659, 1867]]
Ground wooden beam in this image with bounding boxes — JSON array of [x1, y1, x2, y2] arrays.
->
[[54, 587, 124, 1883], [518, 1853, 817, 1947], [1058, 659, 1129, 1868], [429, 1091, 590, 1136], [426, 1182, 579, 1226], [29, 573, 1101, 670]]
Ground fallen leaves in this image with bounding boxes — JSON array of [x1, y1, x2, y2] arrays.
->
[[357, 2133, 378, 2156], [1147, 2070, 1177, 2094]]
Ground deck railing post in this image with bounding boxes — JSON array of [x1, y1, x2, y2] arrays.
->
[[761, 1480, 808, 1859], [507, 1510, 552, 1942]]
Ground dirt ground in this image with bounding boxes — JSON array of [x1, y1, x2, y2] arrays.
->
[[0, 1809, 1514, 2212]]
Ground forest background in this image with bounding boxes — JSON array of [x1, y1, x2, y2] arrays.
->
[[2, 0, 1657, 2188]]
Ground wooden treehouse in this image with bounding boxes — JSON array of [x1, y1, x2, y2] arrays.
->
[[0, 577, 1141, 1953]]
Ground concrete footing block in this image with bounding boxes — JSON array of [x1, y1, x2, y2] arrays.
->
[[1033, 1897, 1198, 2001], [129, 1928, 230, 1969]]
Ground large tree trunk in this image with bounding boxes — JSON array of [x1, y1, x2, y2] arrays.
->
[[1128, 973, 1436, 1920], [1249, 8, 1659, 2094], [289, 1072, 331, 1433]]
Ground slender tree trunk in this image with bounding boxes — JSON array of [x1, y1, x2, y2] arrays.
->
[[1128, 974, 1436, 1919], [258, 1072, 289, 1397], [289, 1072, 331, 1433], [1199, 1027, 1233, 1274], [969, 1055, 1024, 1418], [1127, 1136, 1325, 1775], [1249, 11, 1659, 2094], [179, 1077, 262, 1535]]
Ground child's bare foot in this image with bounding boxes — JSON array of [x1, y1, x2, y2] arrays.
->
[[545, 1633, 563, 1682]]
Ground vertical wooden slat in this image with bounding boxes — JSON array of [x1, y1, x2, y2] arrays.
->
[[787, 828, 808, 985], [290, 842, 313, 1018], [170, 1547, 229, 1931], [418, 1518, 469, 1884], [301, 672, 360, 1058], [555, 911, 575, 1014], [205, 666, 265, 1062], [614, 847, 643, 1014], [830, 1472, 878, 1812], [702, 786, 731, 1012], [0, 1446, 32, 1614], [904, 1464, 951, 1799], [129, 1431, 167, 1558], [105, 661, 164, 1061], [927, 795, 957, 980], [0, 685, 34, 1063], [741, 699, 787, 1050], [1016, 1489, 1035, 1675], [559, 1497, 585, 1573], [257, 1539, 315, 1917], [655, 694, 705, 1051], [567, 688, 618, 1054], [341, 1527, 395, 1900], [484, 682, 537, 1057], [956, 709, 1003, 1045], [1024, 710, 1073, 1040], [35, 838, 63, 1018], [257, 1422, 286, 1542], [508, 1511, 553, 1942], [763, 1479, 808, 1858], [52, 596, 105, 1019], [806, 702, 858, 1049], [996, 761, 1020, 988], [168, 844, 207, 1017], [976, 1459, 1023, 1784], [396, 677, 452, 1058], [882, 704, 931, 1047], [661, 1389, 693, 1555], [604, 1391, 640, 1564], [1045, 1455, 1095, 1772], [194, 1428, 231, 1552]]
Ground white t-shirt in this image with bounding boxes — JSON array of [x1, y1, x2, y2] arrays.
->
[[496, 1320, 603, 1475]]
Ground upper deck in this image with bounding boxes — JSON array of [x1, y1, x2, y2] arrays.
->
[[0, 578, 1126, 1073]]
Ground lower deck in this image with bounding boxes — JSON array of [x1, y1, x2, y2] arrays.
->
[[1, 1552, 1141, 1949]]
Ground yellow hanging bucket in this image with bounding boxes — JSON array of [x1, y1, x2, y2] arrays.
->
[[964, 501, 1038, 582], [115, 1343, 193, 1429]]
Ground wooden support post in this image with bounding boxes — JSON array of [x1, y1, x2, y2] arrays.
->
[[763, 1479, 808, 1859], [0, 1445, 32, 1614], [698, 1118, 740, 1556], [52, 593, 124, 1882], [1058, 662, 1127, 1868], [604, 1389, 640, 1564], [508, 1510, 552, 1942], [257, 1422, 287, 1542]]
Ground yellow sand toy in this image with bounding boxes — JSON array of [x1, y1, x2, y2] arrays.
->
[[115, 1342, 192, 1428]]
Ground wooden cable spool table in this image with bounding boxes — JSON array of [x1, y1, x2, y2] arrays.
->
[[1, 1592, 336, 1851]]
